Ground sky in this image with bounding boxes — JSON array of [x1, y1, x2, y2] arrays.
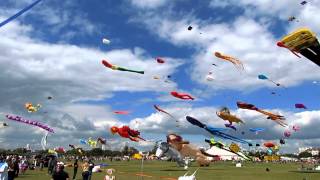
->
[[1, 0, 320, 153]]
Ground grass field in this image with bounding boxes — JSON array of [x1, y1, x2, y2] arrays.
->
[[17, 160, 320, 180]]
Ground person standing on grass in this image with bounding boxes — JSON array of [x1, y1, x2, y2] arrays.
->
[[0, 157, 8, 180], [88, 159, 94, 180], [51, 162, 69, 180], [7, 159, 15, 180], [81, 160, 90, 180], [72, 159, 78, 180]]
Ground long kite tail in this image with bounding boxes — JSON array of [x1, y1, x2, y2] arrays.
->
[[117, 67, 144, 74], [0, 0, 43, 28]]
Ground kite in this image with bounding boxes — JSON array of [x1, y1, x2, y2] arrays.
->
[[295, 103, 307, 109], [284, 130, 291, 138], [236, 101, 287, 127], [102, 38, 111, 45], [0, 122, 8, 128], [249, 128, 265, 134], [87, 137, 97, 147], [279, 139, 286, 145], [153, 105, 175, 118], [292, 125, 300, 132], [48, 149, 58, 156], [170, 91, 194, 100], [277, 28, 320, 66], [258, 74, 281, 87], [0, 0, 43, 28], [69, 144, 84, 155], [110, 126, 146, 142], [54, 147, 65, 154], [6, 114, 54, 133], [301, 1, 307, 5], [25, 103, 41, 113], [187, 26, 193, 30], [206, 72, 214, 81], [216, 107, 244, 131], [41, 132, 48, 150], [102, 60, 144, 74], [47, 96, 53, 100], [80, 139, 87, 145], [156, 57, 165, 64], [186, 116, 252, 145], [214, 52, 244, 71], [113, 111, 130, 115], [288, 16, 297, 22], [97, 137, 106, 145], [263, 142, 276, 148]]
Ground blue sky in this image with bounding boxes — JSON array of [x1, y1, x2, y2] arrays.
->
[[1, 0, 320, 153]]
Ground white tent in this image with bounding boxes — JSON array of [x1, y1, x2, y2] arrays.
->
[[205, 146, 244, 161]]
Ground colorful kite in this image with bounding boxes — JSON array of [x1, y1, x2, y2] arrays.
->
[[295, 103, 307, 109], [284, 130, 291, 138], [214, 52, 244, 71], [170, 91, 194, 100], [102, 60, 144, 74], [216, 107, 244, 131], [292, 125, 300, 132], [6, 114, 54, 133], [277, 28, 320, 66], [0, 0, 43, 28], [113, 111, 130, 115], [97, 137, 106, 145], [236, 101, 287, 127], [258, 74, 281, 87], [110, 126, 145, 142], [186, 116, 252, 145], [25, 103, 41, 113], [87, 137, 97, 147], [156, 57, 165, 64]]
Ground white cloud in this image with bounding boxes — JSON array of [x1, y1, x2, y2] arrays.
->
[[129, 0, 169, 9]]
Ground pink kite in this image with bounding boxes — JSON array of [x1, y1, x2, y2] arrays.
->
[[113, 111, 130, 115], [284, 130, 291, 138], [156, 57, 165, 64], [295, 103, 307, 109], [170, 91, 194, 100], [292, 125, 300, 132]]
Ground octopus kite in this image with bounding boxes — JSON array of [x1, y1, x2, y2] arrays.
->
[[6, 114, 54, 132], [170, 91, 194, 100], [236, 101, 287, 127], [110, 126, 145, 142], [102, 60, 144, 74], [214, 52, 244, 71], [25, 103, 41, 113]]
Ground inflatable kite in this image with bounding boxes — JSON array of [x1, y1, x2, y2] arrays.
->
[[186, 116, 252, 145], [258, 74, 281, 87], [102, 38, 111, 45], [216, 107, 244, 131], [87, 137, 97, 147], [25, 103, 41, 113], [171, 91, 194, 100], [0, 0, 43, 28], [187, 26, 193, 30], [277, 28, 320, 66], [54, 147, 65, 154], [6, 114, 54, 133], [301, 1, 307, 5], [110, 126, 145, 142], [214, 52, 244, 71], [236, 101, 287, 127], [206, 72, 214, 81], [156, 57, 165, 63], [80, 139, 87, 145], [97, 137, 106, 145], [102, 60, 144, 74], [280, 139, 286, 145], [264, 142, 276, 148], [295, 103, 307, 109]]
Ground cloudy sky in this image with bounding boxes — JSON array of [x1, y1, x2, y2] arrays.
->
[[0, 0, 320, 153]]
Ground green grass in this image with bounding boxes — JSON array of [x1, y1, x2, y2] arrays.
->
[[17, 160, 320, 180]]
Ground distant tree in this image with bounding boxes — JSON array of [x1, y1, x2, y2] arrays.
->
[[299, 151, 312, 158]]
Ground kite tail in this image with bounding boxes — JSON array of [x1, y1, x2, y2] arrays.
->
[[137, 136, 146, 141], [117, 67, 144, 74]]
